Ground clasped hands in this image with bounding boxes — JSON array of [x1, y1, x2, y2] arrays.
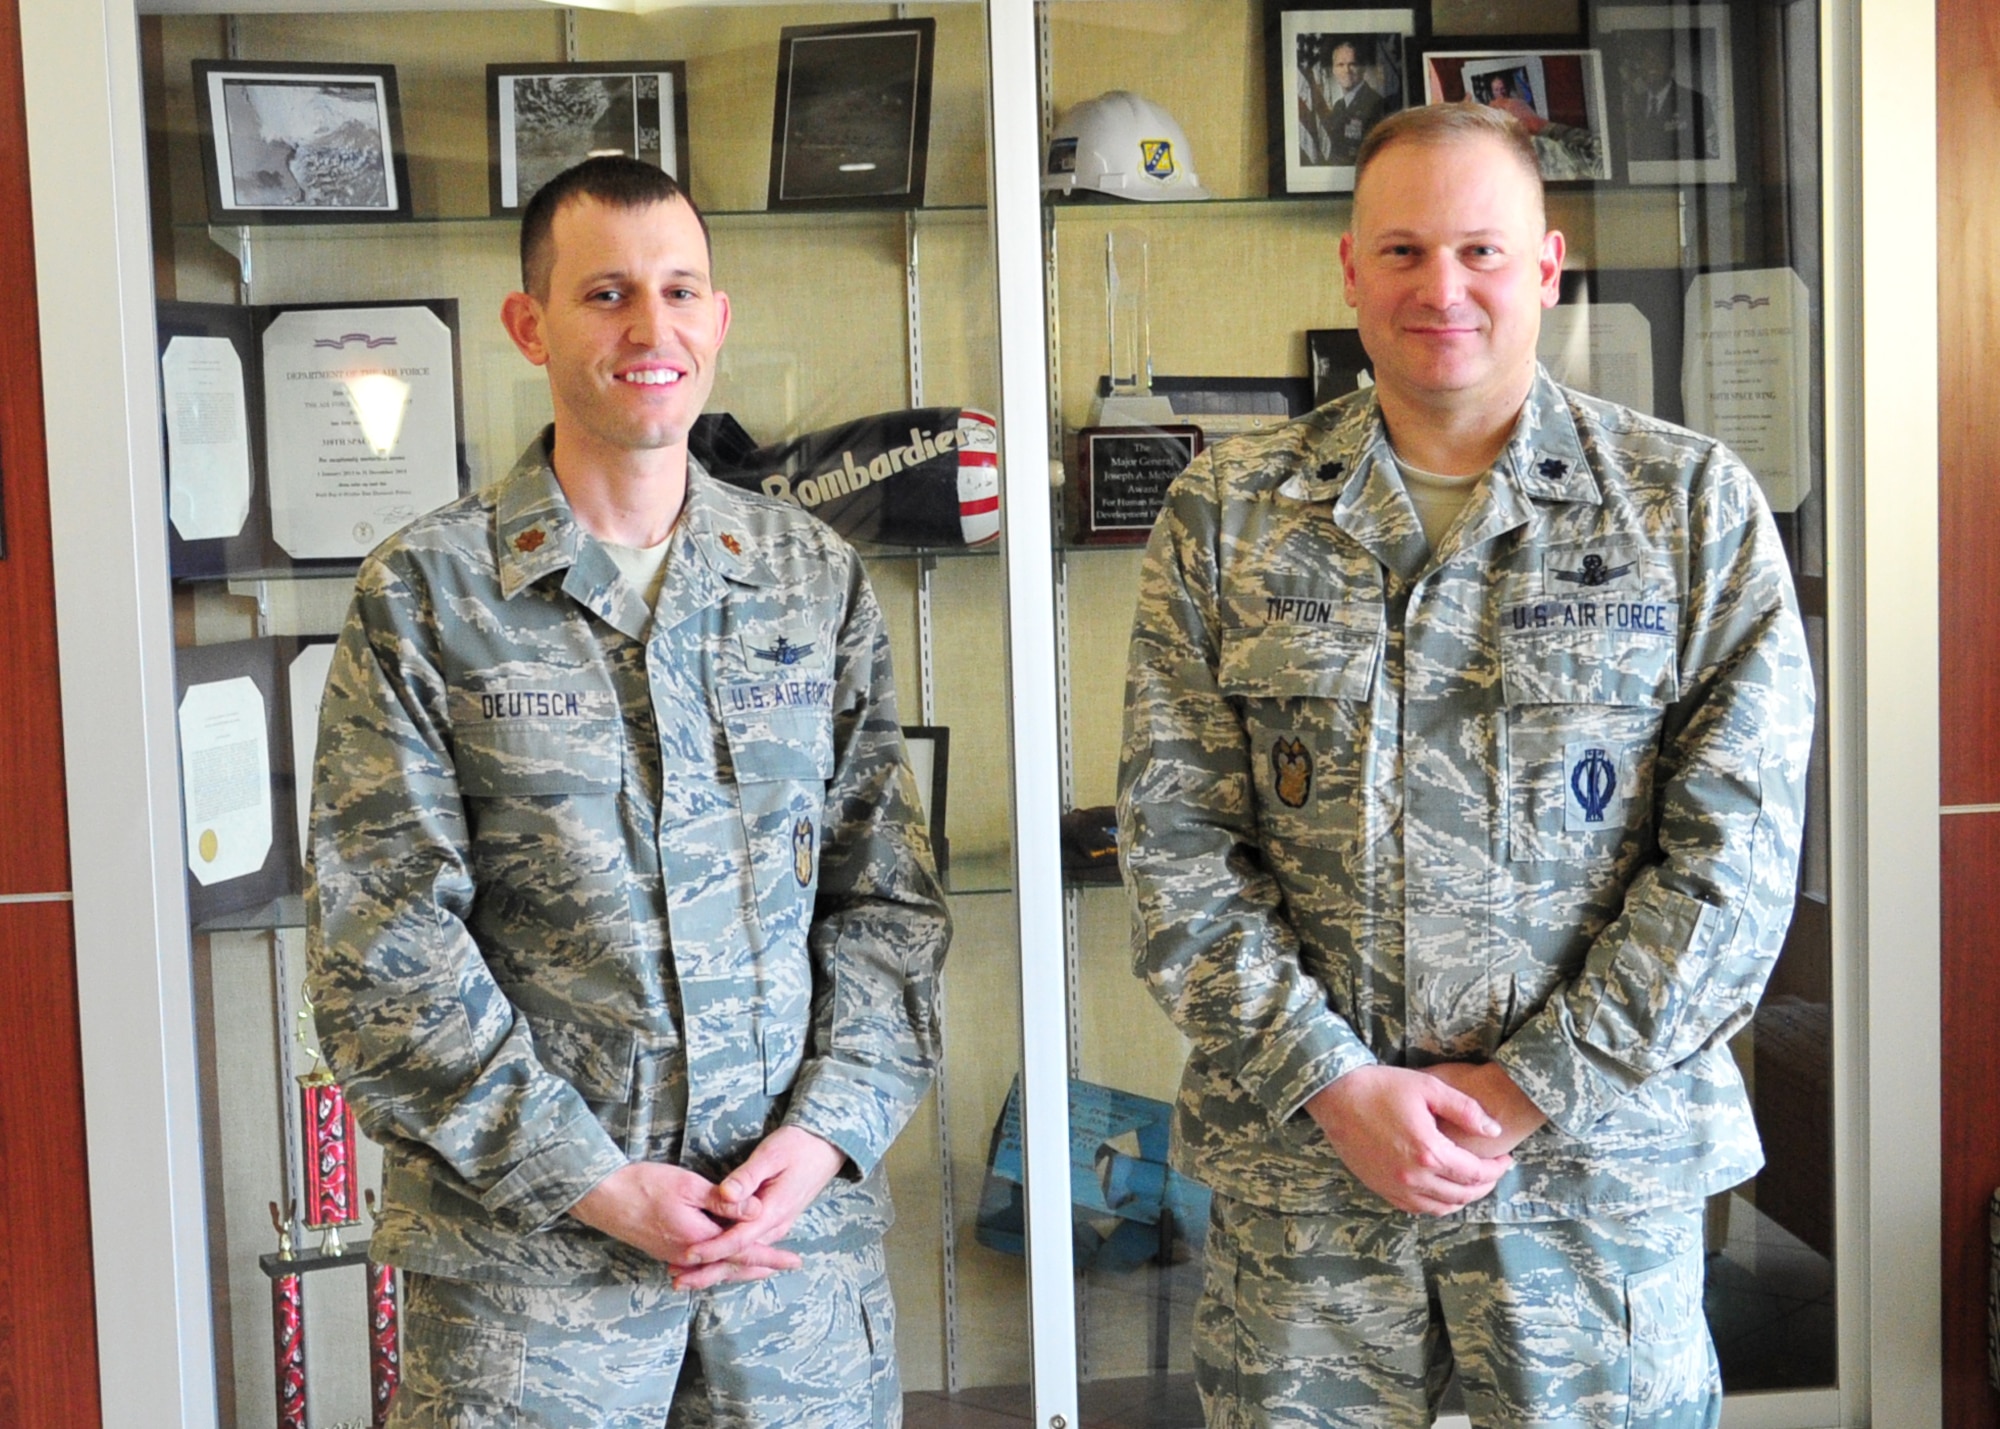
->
[[1306, 1061, 1547, 1217], [568, 1124, 846, 1290]]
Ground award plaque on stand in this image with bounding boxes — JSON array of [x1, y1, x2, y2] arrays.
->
[[1070, 425, 1203, 544]]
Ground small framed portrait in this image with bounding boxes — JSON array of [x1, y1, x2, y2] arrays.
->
[[1264, 4, 1420, 195], [1594, 5, 1738, 184], [192, 60, 411, 223], [487, 62, 691, 215], [901, 725, 951, 873], [769, 17, 936, 210], [1419, 41, 1613, 182]]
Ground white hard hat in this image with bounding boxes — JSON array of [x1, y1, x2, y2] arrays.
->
[[1043, 91, 1210, 202]]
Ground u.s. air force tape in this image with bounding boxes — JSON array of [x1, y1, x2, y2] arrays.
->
[[707, 406, 1000, 548]]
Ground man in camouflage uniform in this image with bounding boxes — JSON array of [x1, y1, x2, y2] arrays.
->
[[1117, 104, 1812, 1428], [307, 157, 949, 1427]]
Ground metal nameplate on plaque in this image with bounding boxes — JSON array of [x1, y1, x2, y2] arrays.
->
[[1074, 424, 1204, 544]]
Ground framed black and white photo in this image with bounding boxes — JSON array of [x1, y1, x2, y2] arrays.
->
[[1595, 5, 1737, 184], [487, 62, 691, 215], [1419, 40, 1612, 182], [901, 725, 950, 872], [769, 18, 935, 209], [192, 60, 410, 223], [1305, 328, 1373, 407], [1264, 5, 1419, 195]]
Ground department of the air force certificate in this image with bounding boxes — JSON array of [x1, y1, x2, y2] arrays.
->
[[1682, 268, 1811, 513], [263, 304, 458, 559]]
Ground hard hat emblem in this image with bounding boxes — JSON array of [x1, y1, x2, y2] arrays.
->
[[1139, 139, 1177, 180]]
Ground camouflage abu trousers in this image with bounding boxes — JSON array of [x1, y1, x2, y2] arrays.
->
[[389, 1239, 899, 1428], [1195, 1194, 1717, 1429]]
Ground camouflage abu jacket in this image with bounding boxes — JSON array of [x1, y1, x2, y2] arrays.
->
[[307, 432, 949, 1283], [1117, 370, 1813, 1220]]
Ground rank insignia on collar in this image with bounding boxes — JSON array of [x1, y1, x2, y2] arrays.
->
[[1537, 457, 1569, 480], [752, 636, 816, 666], [512, 527, 547, 554], [719, 532, 743, 556], [1316, 461, 1345, 485]]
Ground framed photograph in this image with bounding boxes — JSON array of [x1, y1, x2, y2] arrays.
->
[[192, 60, 411, 223], [1305, 328, 1373, 407], [1595, 5, 1737, 184], [901, 725, 950, 872], [1419, 41, 1613, 182], [769, 18, 935, 209], [1264, 5, 1419, 195], [487, 62, 691, 216]]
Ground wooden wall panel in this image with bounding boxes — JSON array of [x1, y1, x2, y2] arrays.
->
[[1942, 0, 2000, 1424], [0, 0, 61, 897], [0, 0, 99, 1421], [1940, 0, 2000, 804], [0, 901, 99, 1427], [1943, 815, 2000, 1429]]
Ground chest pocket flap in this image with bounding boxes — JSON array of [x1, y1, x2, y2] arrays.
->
[[720, 704, 835, 783], [454, 717, 622, 796], [1220, 624, 1381, 702]]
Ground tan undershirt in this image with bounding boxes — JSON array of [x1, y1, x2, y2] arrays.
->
[[1394, 456, 1487, 553], [603, 536, 672, 610]]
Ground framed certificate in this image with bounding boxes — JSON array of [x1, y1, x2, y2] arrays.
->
[[260, 302, 465, 562], [175, 637, 302, 927], [487, 61, 691, 215], [157, 298, 469, 580], [192, 60, 412, 224]]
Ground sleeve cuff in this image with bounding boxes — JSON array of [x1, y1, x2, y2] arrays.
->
[[478, 1105, 629, 1232], [1237, 1013, 1379, 1123], [783, 1058, 923, 1179], [1493, 1001, 1643, 1139]]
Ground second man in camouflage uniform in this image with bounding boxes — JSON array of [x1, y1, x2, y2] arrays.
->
[[1118, 104, 1813, 1427]]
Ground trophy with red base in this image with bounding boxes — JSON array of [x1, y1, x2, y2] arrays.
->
[[365, 1189, 400, 1426], [268, 1201, 307, 1429]]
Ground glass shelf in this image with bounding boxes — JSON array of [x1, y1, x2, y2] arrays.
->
[[181, 205, 989, 246]]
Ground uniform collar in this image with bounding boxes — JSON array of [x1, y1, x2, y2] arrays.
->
[[1279, 367, 1598, 576], [492, 429, 783, 636]]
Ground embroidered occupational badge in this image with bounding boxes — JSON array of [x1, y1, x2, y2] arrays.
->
[[1272, 737, 1313, 809], [1140, 139, 1177, 179], [1551, 553, 1636, 588], [793, 817, 815, 886], [513, 527, 547, 554], [1569, 747, 1618, 824], [720, 533, 743, 555], [751, 636, 816, 666], [1537, 457, 1569, 479]]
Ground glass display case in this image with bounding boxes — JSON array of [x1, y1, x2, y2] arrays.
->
[[34, 0, 1882, 1423], [139, 5, 1043, 1424], [1033, 0, 1832, 1420]]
